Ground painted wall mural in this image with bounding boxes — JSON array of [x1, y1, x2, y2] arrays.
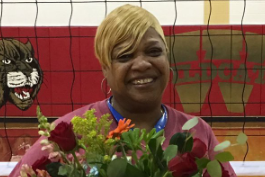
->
[[0, 39, 43, 110], [166, 26, 265, 116], [0, 26, 264, 161], [0, 26, 264, 118]]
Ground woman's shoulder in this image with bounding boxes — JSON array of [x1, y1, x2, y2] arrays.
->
[[165, 105, 208, 126], [54, 99, 109, 124], [164, 105, 213, 139]]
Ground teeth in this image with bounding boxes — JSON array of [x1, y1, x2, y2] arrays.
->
[[133, 78, 153, 85], [14, 91, 30, 100], [15, 92, 23, 100], [22, 91, 30, 99], [15, 92, 19, 98], [25, 82, 34, 87]]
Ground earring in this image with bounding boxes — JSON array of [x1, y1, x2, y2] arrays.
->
[[101, 78, 111, 95], [170, 67, 178, 85], [170, 67, 175, 78]]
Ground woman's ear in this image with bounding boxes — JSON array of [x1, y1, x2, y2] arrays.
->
[[102, 65, 108, 78]]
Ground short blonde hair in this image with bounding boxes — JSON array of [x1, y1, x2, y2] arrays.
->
[[94, 4, 168, 67]]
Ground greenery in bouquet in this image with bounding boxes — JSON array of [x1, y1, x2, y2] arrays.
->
[[19, 107, 247, 177]]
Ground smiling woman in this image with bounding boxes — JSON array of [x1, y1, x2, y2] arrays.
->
[[95, 5, 170, 130], [101, 28, 170, 130], [10, 4, 237, 177]]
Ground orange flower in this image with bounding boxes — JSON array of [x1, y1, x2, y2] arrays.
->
[[36, 169, 51, 177], [107, 119, 135, 139]]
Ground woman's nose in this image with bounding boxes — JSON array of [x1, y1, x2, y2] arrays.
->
[[131, 55, 152, 71]]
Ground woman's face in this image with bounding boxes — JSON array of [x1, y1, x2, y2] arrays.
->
[[103, 28, 169, 105]]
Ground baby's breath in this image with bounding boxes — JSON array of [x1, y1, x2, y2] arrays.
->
[[71, 109, 114, 161]]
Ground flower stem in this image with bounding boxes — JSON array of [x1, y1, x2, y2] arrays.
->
[[132, 151, 139, 166], [119, 142, 127, 160], [162, 171, 171, 177], [72, 152, 82, 169], [72, 152, 86, 176], [61, 152, 71, 164]]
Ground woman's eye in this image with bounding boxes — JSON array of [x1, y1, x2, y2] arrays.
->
[[25, 57, 33, 63], [2, 59, 11, 64], [148, 48, 162, 57], [117, 54, 133, 62]]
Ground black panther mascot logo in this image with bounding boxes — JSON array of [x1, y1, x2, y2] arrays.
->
[[0, 39, 42, 110]]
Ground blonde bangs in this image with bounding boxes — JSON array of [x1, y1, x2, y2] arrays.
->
[[95, 4, 168, 67]]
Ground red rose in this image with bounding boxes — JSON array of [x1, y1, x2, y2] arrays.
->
[[32, 156, 51, 171], [191, 138, 207, 158], [168, 152, 198, 177], [48, 122, 77, 151], [203, 163, 230, 177]]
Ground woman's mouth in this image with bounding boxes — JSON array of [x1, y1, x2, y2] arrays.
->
[[132, 78, 154, 85]]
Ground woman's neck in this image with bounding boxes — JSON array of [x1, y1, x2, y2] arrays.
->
[[111, 96, 163, 132]]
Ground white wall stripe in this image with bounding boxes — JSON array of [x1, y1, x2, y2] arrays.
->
[[0, 1, 263, 26], [1, 161, 265, 176], [230, 0, 265, 24]]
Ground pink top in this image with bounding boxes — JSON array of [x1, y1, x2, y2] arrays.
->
[[10, 99, 236, 177]]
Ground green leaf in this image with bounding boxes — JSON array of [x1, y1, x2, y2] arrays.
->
[[163, 145, 178, 163], [138, 157, 150, 175], [132, 128, 140, 140], [183, 135, 193, 152], [236, 132, 248, 145], [169, 133, 186, 146], [139, 129, 146, 142], [130, 129, 141, 150], [58, 165, 72, 176], [196, 158, 211, 170], [71, 169, 85, 177], [191, 172, 202, 177], [215, 151, 234, 162], [149, 137, 164, 159], [36, 106, 42, 119], [98, 164, 108, 177], [162, 172, 174, 177], [214, 140, 231, 152], [125, 163, 148, 177], [107, 159, 127, 177], [151, 129, 164, 139], [145, 128, 156, 143], [121, 132, 133, 149], [157, 136, 166, 147], [148, 137, 166, 170], [206, 160, 222, 177], [46, 162, 66, 177], [121, 129, 143, 151], [182, 117, 199, 131], [169, 132, 192, 153], [99, 168, 107, 177], [153, 169, 164, 177], [121, 131, 130, 142]]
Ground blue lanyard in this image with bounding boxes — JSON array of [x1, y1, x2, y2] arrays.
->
[[107, 96, 168, 132]]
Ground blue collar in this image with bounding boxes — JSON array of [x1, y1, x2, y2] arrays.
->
[[107, 96, 168, 132]]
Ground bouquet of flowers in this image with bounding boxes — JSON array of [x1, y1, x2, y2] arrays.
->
[[19, 107, 247, 177]]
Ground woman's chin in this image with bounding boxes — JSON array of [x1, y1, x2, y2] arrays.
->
[[129, 93, 162, 105]]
